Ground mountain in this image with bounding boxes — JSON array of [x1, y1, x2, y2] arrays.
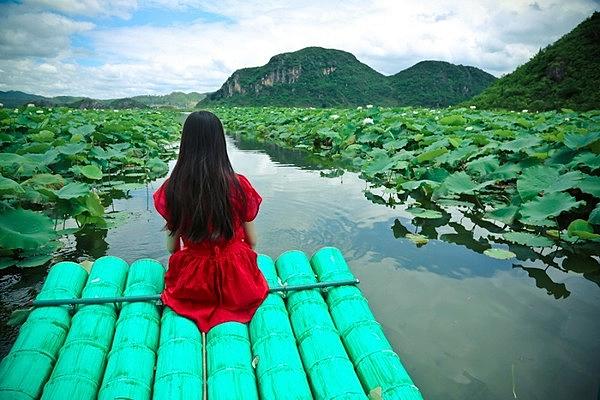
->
[[389, 61, 497, 107], [131, 91, 205, 108], [468, 12, 600, 111], [0, 91, 204, 109], [201, 47, 496, 108], [0, 91, 47, 108], [204, 47, 397, 107]]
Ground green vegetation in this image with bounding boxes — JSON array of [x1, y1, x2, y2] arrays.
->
[[390, 61, 496, 107], [214, 105, 600, 263], [469, 12, 600, 111], [202, 47, 496, 108], [0, 107, 180, 269], [0, 91, 204, 109]]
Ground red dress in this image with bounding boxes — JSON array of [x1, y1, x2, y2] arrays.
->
[[152, 173, 269, 333]]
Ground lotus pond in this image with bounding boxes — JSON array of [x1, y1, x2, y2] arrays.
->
[[1, 106, 599, 399]]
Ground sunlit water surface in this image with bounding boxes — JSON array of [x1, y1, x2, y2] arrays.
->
[[1, 135, 599, 400]]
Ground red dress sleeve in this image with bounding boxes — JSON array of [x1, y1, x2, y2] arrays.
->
[[153, 180, 170, 221], [237, 174, 262, 222]]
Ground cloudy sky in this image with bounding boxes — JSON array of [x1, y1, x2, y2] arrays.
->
[[0, 0, 598, 99]]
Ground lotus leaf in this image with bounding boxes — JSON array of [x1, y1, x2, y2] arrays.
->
[[575, 175, 600, 197], [517, 166, 583, 201], [438, 145, 478, 166], [146, 157, 169, 175], [0, 175, 24, 196], [23, 173, 65, 188], [424, 168, 450, 182], [484, 248, 516, 260], [406, 233, 429, 246], [406, 207, 443, 219], [18, 143, 51, 154], [69, 124, 96, 137], [364, 153, 395, 175], [590, 204, 600, 225], [54, 182, 90, 199], [401, 180, 441, 191], [80, 164, 103, 180], [24, 149, 59, 166], [0, 208, 55, 250], [485, 205, 519, 224], [567, 219, 600, 240], [465, 155, 500, 177], [0, 257, 15, 269], [85, 192, 105, 217], [16, 254, 53, 268], [439, 115, 466, 126], [499, 136, 541, 153], [502, 231, 554, 247], [57, 143, 86, 155], [520, 192, 584, 225], [570, 152, 600, 170], [416, 147, 448, 163], [443, 172, 489, 195], [563, 131, 600, 150], [28, 130, 55, 142]]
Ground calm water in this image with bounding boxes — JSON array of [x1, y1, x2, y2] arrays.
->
[[1, 134, 599, 400]]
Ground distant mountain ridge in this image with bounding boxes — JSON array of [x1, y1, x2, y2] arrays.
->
[[390, 60, 498, 107], [0, 90, 205, 109], [201, 47, 497, 108], [468, 12, 600, 111]]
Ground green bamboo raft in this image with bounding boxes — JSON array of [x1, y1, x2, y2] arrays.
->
[[0, 247, 422, 400]]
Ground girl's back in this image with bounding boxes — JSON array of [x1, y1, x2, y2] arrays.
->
[[153, 111, 268, 333]]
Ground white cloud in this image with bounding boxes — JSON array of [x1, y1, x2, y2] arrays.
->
[[0, 0, 598, 98], [0, 7, 94, 59], [23, 0, 139, 18]]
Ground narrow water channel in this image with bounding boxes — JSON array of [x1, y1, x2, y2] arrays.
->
[[1, 134, 599, 400]]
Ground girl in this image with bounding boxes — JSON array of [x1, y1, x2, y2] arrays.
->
[[153, 110, 269, 333]]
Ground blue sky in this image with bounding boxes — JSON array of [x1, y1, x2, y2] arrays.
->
[[0, 0, 598, 98]]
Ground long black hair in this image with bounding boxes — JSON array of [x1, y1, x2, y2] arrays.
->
[[165, 111, 244, 242]]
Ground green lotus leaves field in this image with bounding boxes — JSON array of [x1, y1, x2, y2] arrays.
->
[[213, 105, 600, 261], [1, 104, 599, 271], [0, 107, 180, 268]]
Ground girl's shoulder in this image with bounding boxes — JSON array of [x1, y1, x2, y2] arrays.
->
[[233, 173, 262, 222], [153, 178, 170, 220]]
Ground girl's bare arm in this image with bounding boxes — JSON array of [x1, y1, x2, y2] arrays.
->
[[166, 231, 180, 254], [244, 221, 257, 250]]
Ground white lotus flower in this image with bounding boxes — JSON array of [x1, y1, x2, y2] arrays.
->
[[565, 117, 570, 121], [469, 105, 476, 109], [302, 116, 309, 121], [113, 109, 119, 112], [366, 104, 373, 108], [465, 126, 474, 131], [357, 106, 363, 110], [413, 110, 419, 114], [36, 110, 43, 114], [14, 109, 18, 113], [27, 103, 35, 107], [0, 103, 3, 107], [362, 117, 374, 125], [309, 107, 316, 110], [522, 109, 528, 113], [330, 114, 340, 120]]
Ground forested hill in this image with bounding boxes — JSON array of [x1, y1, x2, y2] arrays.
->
[[0, 91, 205, 109], [468, 12, 600, 111], [201, 47, 496, 108], [390, 61, 496, 107], [203, 47, 397, 107]]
